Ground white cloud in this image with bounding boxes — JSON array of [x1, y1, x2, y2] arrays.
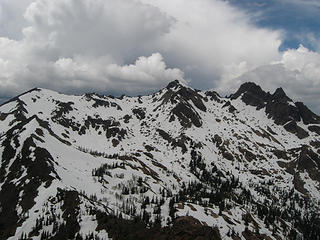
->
[[0, 0, 284, 97], [0, 49, 184, 96], [0, 0, 181, 96], [51, 53, 185, 93], [141, 0, 283, 87], [105, 53, 184, 85], [22, 0, 174, 62]]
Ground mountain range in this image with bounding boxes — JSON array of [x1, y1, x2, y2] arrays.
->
[[0, 80, 319, 240]]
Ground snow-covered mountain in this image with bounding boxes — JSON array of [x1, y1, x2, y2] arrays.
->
[[0, 80, 319, 240]]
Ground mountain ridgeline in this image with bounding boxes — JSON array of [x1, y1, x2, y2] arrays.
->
[[0, 80, 320, 240]]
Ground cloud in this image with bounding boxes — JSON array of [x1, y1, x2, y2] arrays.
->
[[51, 53, 185, 94], [0, 0, 284, 97], [0, 0, 182, 96], [220, 45, 320, 114], [0, 49, 184, 97], [296, 32, 320, 52], [141, 0, 283, 88], [23, 0, 174, 62], [0, 0, 34, 40]]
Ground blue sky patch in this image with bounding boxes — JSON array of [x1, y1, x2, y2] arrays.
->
[[227, 0, 320, 51]]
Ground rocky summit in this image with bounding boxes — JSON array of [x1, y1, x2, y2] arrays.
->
[[0, 80, 319, 240]]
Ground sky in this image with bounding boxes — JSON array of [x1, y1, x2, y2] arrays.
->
[[0, 0, 319, 113]]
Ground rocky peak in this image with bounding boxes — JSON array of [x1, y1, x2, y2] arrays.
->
[[231, 82, 271, 109], [265, 86, 300, 125], [233, 82, 264, 94], [165, 81, 204, 105], [166, 79, 183, 90], [271, 87, 291, 103], [231, 83, 316, 138], [205, 90, 221, 102], [152, 80, 206, 128]]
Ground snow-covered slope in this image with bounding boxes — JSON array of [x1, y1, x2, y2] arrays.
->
[[0, 80, 319, 240]]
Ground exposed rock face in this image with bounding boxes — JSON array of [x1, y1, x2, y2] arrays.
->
[[171, 103, 202, 128], [222, 101, 237, 113], [166, 79, 181, 90], [160, 80, 206, 128], [309, 125, 320, 135], [297, 146, 320, 172], [166, 80, 207, 112], [132, 108, 146, 120], [231, 82, 271, 109], [265, 88, 301, 125], [283, 121, 309, 139], [281, 146, 320, 195], [205, 90, 221, 102], [295, 102, 320, 125]]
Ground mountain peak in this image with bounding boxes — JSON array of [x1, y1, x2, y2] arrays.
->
[[272, 87, 291, 102], [165, 79, 189, 90], [0, 88, 41, 107], [264, 86, 302, 126], [231, 82, 270, 109], [159, 80, 207, 113], [233, 82, 265, 95], [273, 87, 286, 96]]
